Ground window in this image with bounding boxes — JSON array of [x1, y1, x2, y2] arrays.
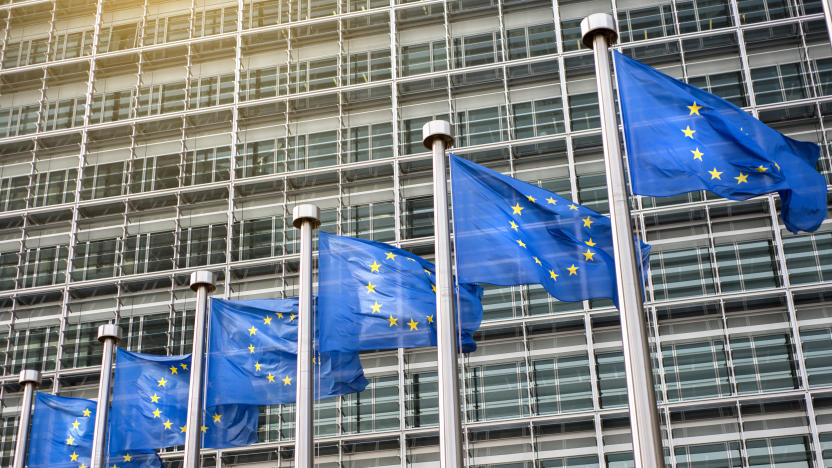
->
[[663, 340, 731, 401], [405, 371, 438, 428], [732, 334, 798, 394], [72, 239, 117, 281], [533, 355, 593, 414], [341, 202, 395, 242], [467, 362, 529, 421]]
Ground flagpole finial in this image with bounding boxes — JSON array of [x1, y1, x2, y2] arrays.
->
[[580, 13, 618, 49], [97, 324, 121, 344], [18, 369, 41, 386], [422, 120, 454, 150], [190, 270, 216, 293], [292, 204, 321, 229]]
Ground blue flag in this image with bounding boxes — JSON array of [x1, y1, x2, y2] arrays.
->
[[27, 392, 162, 468], [317, 232, 484, 353], [206, 297, 369, 406], [449, 154, 651, 304], [614, 51, 828, 233], [107, 349, 258, 453]]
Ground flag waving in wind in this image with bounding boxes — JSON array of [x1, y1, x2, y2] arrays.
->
[[27, 392, 162, 468], [614, 51, 827, 233], [449, 154, 651, 304], [206, 297, 369, 407], [317, 232, 484, 353]]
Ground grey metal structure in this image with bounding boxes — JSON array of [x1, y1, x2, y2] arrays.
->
[[292, 204, 321, 468], [11, 369, 40, 468], [183, 270, 216, 468], [90, 324, 120, 468], [581, 13, 666, 468], [423, 120, 464, 468]]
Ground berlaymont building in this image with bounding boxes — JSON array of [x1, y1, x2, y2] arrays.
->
[[0, 0, 831, 465]]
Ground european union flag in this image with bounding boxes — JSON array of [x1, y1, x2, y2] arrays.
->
[[449, 154, 651, 304], [206, 298, 369, 406], [318, 232, 484, 353], [614, 51, 828, 233], [107, 349, 258, 453], [27, 392, 162, 468]]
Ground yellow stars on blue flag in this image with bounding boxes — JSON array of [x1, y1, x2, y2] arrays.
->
[[365, 282, 376, 293], [385, 251, 396, 260], [387, 316, 398, 327], [691, 148, 703, 161], [687, 101, 703, 116], [370, 301, 382, 314], [282, 375, 292, 386], [681, 125, 695, 138], [734, 172, 749, 184], [708, 168, 723, 180], [369, 260, 381, 272], [169, 366, 178, 374], [567, 265, 579, 276], [157, 377, 167, 387], [512, 203, 524, 215], [407, 318, 419, 331]]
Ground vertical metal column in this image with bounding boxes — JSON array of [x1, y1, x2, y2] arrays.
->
[[423, 120, 464, 468], [183, 271, 217, 468], [580, 14, 665, 468], [292, 204, 321, 468], [12, 370, 40, 468], [90, 324, 121, 468], [819, 0, 832, 48]]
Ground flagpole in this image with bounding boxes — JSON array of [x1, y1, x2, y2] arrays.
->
[[292, 204, 320, 468], [12, 370, 40, 468], [184, 270, 216, 468], [580, 13, 665, 468], [423, 120, 464, 468], [90, 324, 121, 468]]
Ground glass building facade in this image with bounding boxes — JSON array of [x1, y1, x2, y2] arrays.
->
[[0, 0, 830, 465]]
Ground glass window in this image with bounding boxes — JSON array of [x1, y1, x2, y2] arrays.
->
[[533, 355, 593, 414], [596, 351, 628, 408], [405, 371, 438, 428], [731, 334, 797, 394], [663, 340, 731, 401]]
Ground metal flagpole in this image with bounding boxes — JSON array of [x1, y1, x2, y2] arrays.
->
[[580, 13, 665, 468], [90, 324, 121, 468], [423, 120, 464, 468], [12, 369, 40, 468], [292, 204, 320, 468], [183, 270, 216, 468]]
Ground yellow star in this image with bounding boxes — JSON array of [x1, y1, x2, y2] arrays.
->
[[549, 270, 559, 281], [708, 168, 723, 180], [180, 425, 187, 433], [150, 393, 160, 403], [111, 464, 118, 468], [365, 282, 376, 293], [582, 216, 593, 228], [248, 326, 257, 335], [567, 264, 579, 276], [734, 172, 748, 184], [163, 420, 172, 430], [691, 148, 703, 161], [157, 377, 167, 387], [516, 239, 526, 248], [509, 221, 519, 231], [533, 257, 542, 265], [72, 419, 80, 429], [180, 363, 188, 370], [264, 316, 272, 325], [369, 260, 381, 272], [774, 162, 781, 171], [687, 101, 702, 116], [583, 249, 596, 261], [423, 269, 431, 275], [568, 203, 578, 211], [526, 195, 536, 203], [152, 408, 162, 418], [82, 409, 91, 417], [585, 238, 596, 247], [385, 252, 396, 260], [283, 375, 293, 385], [511, 203, 523, 215], [169, 366, 178, 374], [387, 316, 398, 327], [407, 318, 419, 331], [546, 197, 557, 205], [200, 425, 208, 433], [66, 436, 75, 445], [123, 454, 132, 462], [70, 451, 79, 461], [248, 344, 255, 353], [289, 314, 296, 322], [682, 126, 695, 138], [276, 312, 284, 319], [254, 362, 262, 371], [427, 315, 434, 323], [267, 373, 275, 383], [756, 165, 768, 172], [370, 301, 382, 314], [431, 284, 436, 293], [213, 413, 222, 423], [80, 465, 87, 468]]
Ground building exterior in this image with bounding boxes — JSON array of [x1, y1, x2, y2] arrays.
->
[[0, 0, 830, 465]]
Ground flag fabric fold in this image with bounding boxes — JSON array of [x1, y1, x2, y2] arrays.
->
[[614, 51, 827, 233], [27, 392, 163, 468], [107, 349, 258, 453], [317, 232, 484, 353], [449, 153, 651, 304], [206, 297, 369, 407]]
